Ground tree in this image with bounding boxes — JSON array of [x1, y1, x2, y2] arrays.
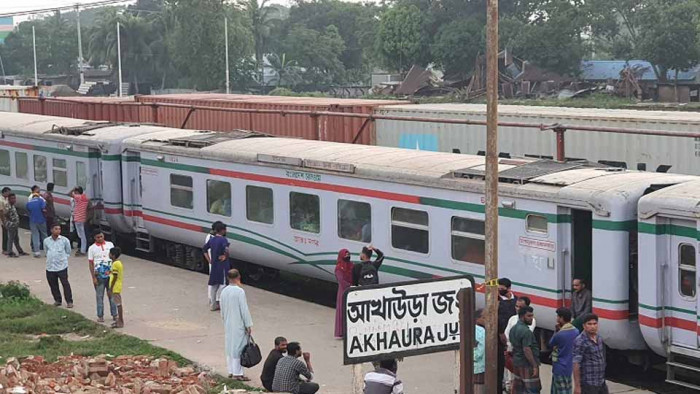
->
[[281, 25, 345, 85], [431, 19, 484, 79], [375, 5, 430, 73], [241, 0, 280, 86], [267, 53, 301, 86]]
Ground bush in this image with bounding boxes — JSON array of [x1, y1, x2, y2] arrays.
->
[[0, 281, 31, 300]]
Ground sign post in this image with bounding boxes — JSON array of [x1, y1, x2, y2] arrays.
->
[[343, 276, 474, 392]]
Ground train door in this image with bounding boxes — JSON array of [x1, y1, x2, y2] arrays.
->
[[668, 219, 698, 350], [572, 210, 592, 289]]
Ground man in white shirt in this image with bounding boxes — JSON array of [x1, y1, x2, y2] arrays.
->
[[87, 230, 117, 323], [504, 296, 537, 392]]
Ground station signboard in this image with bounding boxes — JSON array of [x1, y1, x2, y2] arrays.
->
[[343, 275, 474, 365]]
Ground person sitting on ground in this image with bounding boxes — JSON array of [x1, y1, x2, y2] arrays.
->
[[261, 336, 288, 392], [352, 245, 384, 286], [272, 341, 319, 394], [364, 358, 404, 394]]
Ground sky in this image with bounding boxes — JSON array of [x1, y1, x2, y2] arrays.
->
[[0, 0, 135, 23]]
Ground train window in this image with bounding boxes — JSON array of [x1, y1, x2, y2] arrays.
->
[[33, 155, 47, 182], [290, 192, 320, 233], [451, 217, 485, 265], [52, 158, 67, 187], [206, 180, 231, 216], [526, 214, 548, 234], [246, 186, 274, 224], [170, 174, 193, 209], [15, 152, 28, 179], [338, 199, 371, 242], [76, 161, 87, 188], [391, 207, 429, 254], [0, 149, 10, 176], [679, 243, 696, 298]]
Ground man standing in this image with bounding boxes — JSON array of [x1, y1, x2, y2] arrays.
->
[[498, 277, 518, 394], [44, 224, 73, 308], [504, 296, 536, 392], [572, 279, 592, 319], [272, 342, 319, 394], [220, 269, 253, 381], [352, 245, 384, 286], [42, 183, 56, 233], [87, 230, 117, 323], [4, 193, 27, 257], [474, 309, 486, 394], [203, 222, 230, 311], [509, 306, 541, 394], [550, 308, 579, 394], [72, 187, 90, 257], [26, 190, 48, 258], [364, 358, 404, 394], [1, 187, 10, 255], [261, 336, 288, 391], [573, 314, 608, 394]]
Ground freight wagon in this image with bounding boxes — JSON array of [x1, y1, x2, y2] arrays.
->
[[375, 104, 700, 176]]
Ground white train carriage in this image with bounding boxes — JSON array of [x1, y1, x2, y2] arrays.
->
[[120, 128, 698, 353], [639, 181, 700, 390], [0, 113, 159, 234]]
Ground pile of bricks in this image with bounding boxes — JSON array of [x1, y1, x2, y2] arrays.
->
[[0, 355, 216, 394]]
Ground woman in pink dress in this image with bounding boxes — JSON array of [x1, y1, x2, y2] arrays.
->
[[334, 249, 354, 339]]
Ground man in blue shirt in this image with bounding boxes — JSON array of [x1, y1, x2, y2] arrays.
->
[[26, 189, 48, 258], [202, 222, 230, 311], [44, 224, 73, 308], [550, 307, 579, 394]]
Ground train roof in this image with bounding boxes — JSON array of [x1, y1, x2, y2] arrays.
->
[[123, 128, 699, 213], [377, 103, 700, 125], [0, 113, 160, 147], [639, 180, 700, 219]]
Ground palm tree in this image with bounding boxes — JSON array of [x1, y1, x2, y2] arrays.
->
[[241, 0, 279, 86], [267, 53, 300, 87]]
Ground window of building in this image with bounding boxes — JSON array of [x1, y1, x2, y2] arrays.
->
[[0, 149, 10, 176], [391, 207, 429, 254], [76, 161, 87, 188], [338, 199, 371, 242], [246, 186, 273, 224], [15, 152, 28, 179], [679, 243, 696, 298], [170, 174, 193, 209], [451, 217, 485, 265], [290, 192, 320, 233], [206, 179, 231, 216], [52, 158, 67, 187], [526, 214, 548, 234], [33, 155, 47, 182]]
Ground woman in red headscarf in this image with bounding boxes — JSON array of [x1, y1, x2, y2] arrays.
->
[[334, 249, 354, 338]]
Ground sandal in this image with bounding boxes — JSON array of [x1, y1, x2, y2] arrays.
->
[[234, 376, 251, 382]]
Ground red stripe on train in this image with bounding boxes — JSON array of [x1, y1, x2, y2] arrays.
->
[[142, 213, 202, 232]]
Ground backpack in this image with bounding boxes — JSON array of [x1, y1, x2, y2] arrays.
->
[[358, 262, 379, 286]]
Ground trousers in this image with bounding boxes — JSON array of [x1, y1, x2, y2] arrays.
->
[[30, 221, 48, 254], [75, 222, 88, 253], [208, 284, 225, 306], [46, 269, 73, 304], [225, 355, 244, 376], [2, 225, 7, 253], [581, 383, 609, 394], [95, 277, 117, 318], [6, 226, 24, 255], [299, 382, 320, 394]]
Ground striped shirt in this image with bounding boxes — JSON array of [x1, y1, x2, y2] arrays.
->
[[73, 194, 89, 223], [364, 368, 404, 394]]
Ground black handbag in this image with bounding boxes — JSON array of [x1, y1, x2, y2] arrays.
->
[[240, 335, 262, 368]]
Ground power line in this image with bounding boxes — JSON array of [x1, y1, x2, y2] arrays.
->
[[0, 0, 134, 18]]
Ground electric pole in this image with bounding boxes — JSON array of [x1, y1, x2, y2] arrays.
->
[[76, 4, 85, 85], [225, 16, 230, 94], [484, 0, 500, 392]]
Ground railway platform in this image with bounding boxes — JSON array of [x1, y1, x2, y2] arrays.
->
[[1, 234, 652, 394]]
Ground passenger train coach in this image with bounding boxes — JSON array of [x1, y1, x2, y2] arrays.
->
[[2, 112, 700, 388]]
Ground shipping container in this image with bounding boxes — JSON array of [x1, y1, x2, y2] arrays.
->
[[17, 96, 147, 122], [135, 94, 407, 145], [0, 85, 39, 112], [375, 103, 700, 175]]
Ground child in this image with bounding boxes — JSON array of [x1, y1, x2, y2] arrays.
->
[[108, 247, 124, 328]]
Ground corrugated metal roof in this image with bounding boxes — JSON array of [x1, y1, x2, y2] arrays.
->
[[580, 60, 698, 82]]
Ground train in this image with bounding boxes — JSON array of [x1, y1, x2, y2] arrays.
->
[[1, 112, 699, 390]]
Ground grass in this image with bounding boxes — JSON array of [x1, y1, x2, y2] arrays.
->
[[0, 282, 256, 392]]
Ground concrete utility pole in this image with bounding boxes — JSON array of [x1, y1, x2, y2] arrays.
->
[[32, 26, 38, 87], [224, 16, 230, 94], [484, 0, 500, 392], [76, 4, 85, 85], [117, 22, 123, 97]]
